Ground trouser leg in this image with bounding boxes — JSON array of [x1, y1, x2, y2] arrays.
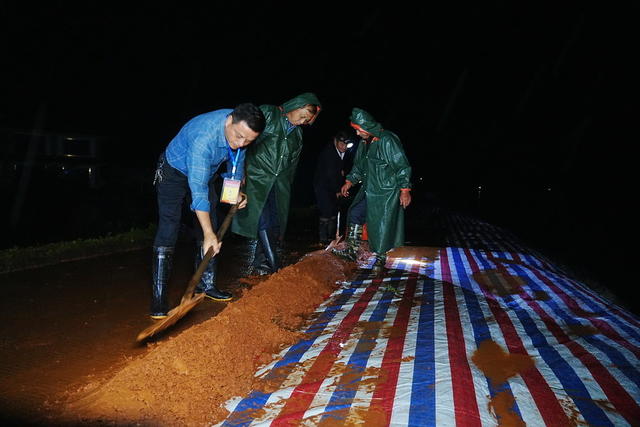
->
[[151, 153, 188, 317], [348, 197, 367, 226], [253, 187, 279, 274], [316, 186, 338, 244], [150, 246, 173, 318], [191, 178, 220, 286], [318, 217, 331, 244], [190, 178, 231, 300], [194, 242, 232, 301], [153, 153, 189, 248]]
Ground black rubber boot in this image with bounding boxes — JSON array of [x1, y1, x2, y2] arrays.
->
[[150, 246, 173, 319], [332, 224, 362, 261], [251, 238, 270, 275], [318, 217, 331, 245], [327, 216, 337, 242], [194, 243, 232, 301], [257, 228, 280, 274]]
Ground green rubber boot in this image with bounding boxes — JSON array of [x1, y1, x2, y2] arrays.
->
[[371, 253, 387, 273], [332, 224, 362, 261]]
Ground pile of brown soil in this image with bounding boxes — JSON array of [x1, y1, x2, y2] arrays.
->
[[386, 246, 439, 261], [60, 250, 355, 426]]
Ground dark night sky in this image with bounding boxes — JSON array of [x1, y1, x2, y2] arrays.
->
[[2, 2, 638, 206], [2, 2, 640, 302], [1, 2, 639, 312]]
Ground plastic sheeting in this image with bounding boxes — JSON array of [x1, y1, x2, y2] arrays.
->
[[219, 245, 640, 426]]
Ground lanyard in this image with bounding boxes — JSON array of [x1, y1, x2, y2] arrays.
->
[[227, 145, 241, 179]]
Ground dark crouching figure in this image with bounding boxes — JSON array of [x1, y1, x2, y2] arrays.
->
[[313, 130, 353, 245]]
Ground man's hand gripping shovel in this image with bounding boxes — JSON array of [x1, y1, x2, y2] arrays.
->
[[136, 194, 245, 342]]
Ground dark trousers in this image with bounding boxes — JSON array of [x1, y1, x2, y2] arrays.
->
[[314, 186, 350, 238], [153, 153, 218, 247], [314, 186, 338, 219], [258, 186, 279, 234], [252, 186, 280, 270], [348, 196, 367, 225]]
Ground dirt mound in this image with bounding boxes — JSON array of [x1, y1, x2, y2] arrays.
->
[[60, 250, 355, 426], [387, 246, 439, 261]]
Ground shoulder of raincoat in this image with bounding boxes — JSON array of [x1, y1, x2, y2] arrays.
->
[[232, 93, 321, 239]]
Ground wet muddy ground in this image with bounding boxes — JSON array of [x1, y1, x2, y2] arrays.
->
[[0, 229, 319, 425], [0, 203, 628, 424]]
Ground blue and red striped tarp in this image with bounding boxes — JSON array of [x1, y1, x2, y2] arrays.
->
[[220, 240, 640, 425]]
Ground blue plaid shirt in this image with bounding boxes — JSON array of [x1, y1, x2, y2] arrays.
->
[[165, 109, 245, 212]]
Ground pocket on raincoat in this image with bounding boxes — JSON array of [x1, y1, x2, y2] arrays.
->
[[368, 157, 396, 191]]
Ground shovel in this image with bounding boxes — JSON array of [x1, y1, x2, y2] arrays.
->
[[136, 194, 245, 342], [325, 211, 344, 251]]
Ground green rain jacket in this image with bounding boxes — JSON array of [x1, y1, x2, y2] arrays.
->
[[347, 108, 412, 253], [232, 93, 321, 239]]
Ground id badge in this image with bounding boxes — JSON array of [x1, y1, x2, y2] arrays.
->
[[220, 178, 241, 204]]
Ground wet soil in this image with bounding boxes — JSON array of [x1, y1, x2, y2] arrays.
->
[[0, 232, 320, 425], [471, 340, 535, 427], [0, 203, 614, 425], [472, 269, 526, 297], [58, 250, 355, 426], [387, 246, 439, 261]]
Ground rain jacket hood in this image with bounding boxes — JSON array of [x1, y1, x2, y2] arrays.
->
[[232, 93, 321, 239], [350, 108, 383, 138], [281, 92, 322, 124]]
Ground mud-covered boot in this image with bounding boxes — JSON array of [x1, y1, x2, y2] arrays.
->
[[194, 243, 232, 301], [371, 253, 387, 273], [257, 229, 280, 274], [332, 224, 362, 261], [150, 246, 173, 319]]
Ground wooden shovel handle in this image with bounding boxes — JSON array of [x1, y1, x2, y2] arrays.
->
[[216, 192, 244, 241], [180, 193, 245, 303]]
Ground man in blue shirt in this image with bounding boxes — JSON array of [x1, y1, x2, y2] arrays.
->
[[151, 103, 265, 319]]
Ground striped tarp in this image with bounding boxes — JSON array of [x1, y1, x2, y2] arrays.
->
[[219, 246, 640, 426]]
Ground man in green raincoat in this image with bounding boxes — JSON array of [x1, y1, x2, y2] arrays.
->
[[336, 107, 412, 270], [232, 93, 321, 274]]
